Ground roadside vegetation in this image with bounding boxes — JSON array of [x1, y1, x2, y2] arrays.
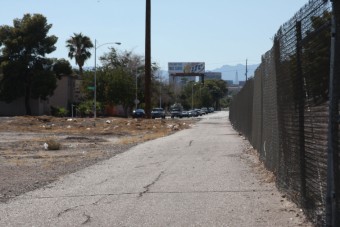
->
[[0, 13, 229, 118]]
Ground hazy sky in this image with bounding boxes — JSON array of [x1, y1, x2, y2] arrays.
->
[[1, 0, 308, 71]]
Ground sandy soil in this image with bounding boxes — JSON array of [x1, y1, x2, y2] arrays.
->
[[0, 116, 196, 203]]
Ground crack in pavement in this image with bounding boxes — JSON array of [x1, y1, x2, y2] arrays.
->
[[57, 196, 104, 220], [189, 140, 193, 146], [134, 161, 164, 169], [97, 179, 109, 185], [81, 212, 91, 225], [57, 206, 80, 218], [18, 188, 275, 202], [138, 171, 164, 197]]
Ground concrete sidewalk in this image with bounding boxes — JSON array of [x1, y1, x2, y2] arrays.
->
[[0, 111, 311, 226]]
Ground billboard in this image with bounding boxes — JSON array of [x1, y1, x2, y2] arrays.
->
[[168, 62, 205, 74]]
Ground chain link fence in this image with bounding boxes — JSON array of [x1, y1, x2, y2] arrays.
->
[[229, 0, 339, 226]]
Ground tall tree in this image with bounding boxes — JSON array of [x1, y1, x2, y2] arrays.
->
[[0, 14, 59, 115], [204, 80, 228, 109], [66, 33, 93, 75], [99, 48, 159, 110]]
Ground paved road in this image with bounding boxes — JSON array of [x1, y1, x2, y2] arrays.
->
[[0, 111, 310, 226]]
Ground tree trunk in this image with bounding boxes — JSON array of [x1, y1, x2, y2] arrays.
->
[[79, 66, 83, 76]]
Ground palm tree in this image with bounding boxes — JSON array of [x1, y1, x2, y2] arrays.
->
[[66, 33, 93, 75]]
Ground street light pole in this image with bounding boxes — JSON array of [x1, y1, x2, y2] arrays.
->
[[135, 69, 138, 109], [93, 40, 121, 123], [159, 83, 162, 108], [94, 39, 97, 119], [191, 82, 194, 110]]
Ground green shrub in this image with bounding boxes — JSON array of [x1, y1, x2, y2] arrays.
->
[[77, 100, 102, 117], [51, 106, 68, 117]]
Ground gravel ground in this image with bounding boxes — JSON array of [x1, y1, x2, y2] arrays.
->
[[0, 116, 196, 203]]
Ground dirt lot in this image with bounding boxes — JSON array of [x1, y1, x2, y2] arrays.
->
[[0, 116, 196, 203]]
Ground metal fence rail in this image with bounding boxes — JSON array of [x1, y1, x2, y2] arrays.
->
[[229, 0, 339, 226]]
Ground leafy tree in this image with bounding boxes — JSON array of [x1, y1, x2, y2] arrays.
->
[[106, 68, 135, 115], [151, 76, 173, 109], [200, 86, 213, 107], [66, 33, 93, 75], [100, 48, 135, 69], [204, 80, 228, 109], [52, 58, 72, 78], [80, 48, 161, 116], [178, 79, 227, 110], [81, 68, 135, 117], [100, 48, 159, 110], [0, 14, 60, 115]]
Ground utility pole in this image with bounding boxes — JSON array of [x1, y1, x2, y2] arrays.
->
[[145, 0, 152, 118], [245, 59, 248, 81], [159, 75, 162, 108]]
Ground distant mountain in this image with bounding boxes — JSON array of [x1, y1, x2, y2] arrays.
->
[[210, 64, 259, 84]]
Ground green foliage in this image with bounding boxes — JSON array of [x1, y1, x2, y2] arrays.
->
[[220, 96, 232, 108], [80, 70, 95, 99], [99, 47, 160, 111], [178, 80, 228, 110], [53, 58, 72, 79], [50, 106, 68, 117], [77, 47, 162, 116], [77, 100, 102, 117], [0, 14, 60, 115]]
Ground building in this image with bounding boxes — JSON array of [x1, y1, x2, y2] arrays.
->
[[225, 80, 234, 86], [0, 75, 79, 116], [199, 72, 222, 83]]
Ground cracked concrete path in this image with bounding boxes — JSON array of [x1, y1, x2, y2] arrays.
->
[[0, 111, 311, 227]]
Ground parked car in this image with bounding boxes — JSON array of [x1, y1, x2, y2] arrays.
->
[[151, 108, 166, 119], [201, 107, 208, 114], [194, 109, 203, 116], [132, 109, 145, 118], [208, 107, 215, 113], [170, 108, 182, 118], [188, 110, 198, 117], [180, 110, 190, 118]]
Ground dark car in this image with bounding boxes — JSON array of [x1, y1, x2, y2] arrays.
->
[[194, 109, 203, 116], [170, 108, 182, 118], [132, 109, 145, 118], [188, 110, 198, 117], [151, 108, 166, 119], [201, 107, 208, 114], [180, 110, 190, 118]]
